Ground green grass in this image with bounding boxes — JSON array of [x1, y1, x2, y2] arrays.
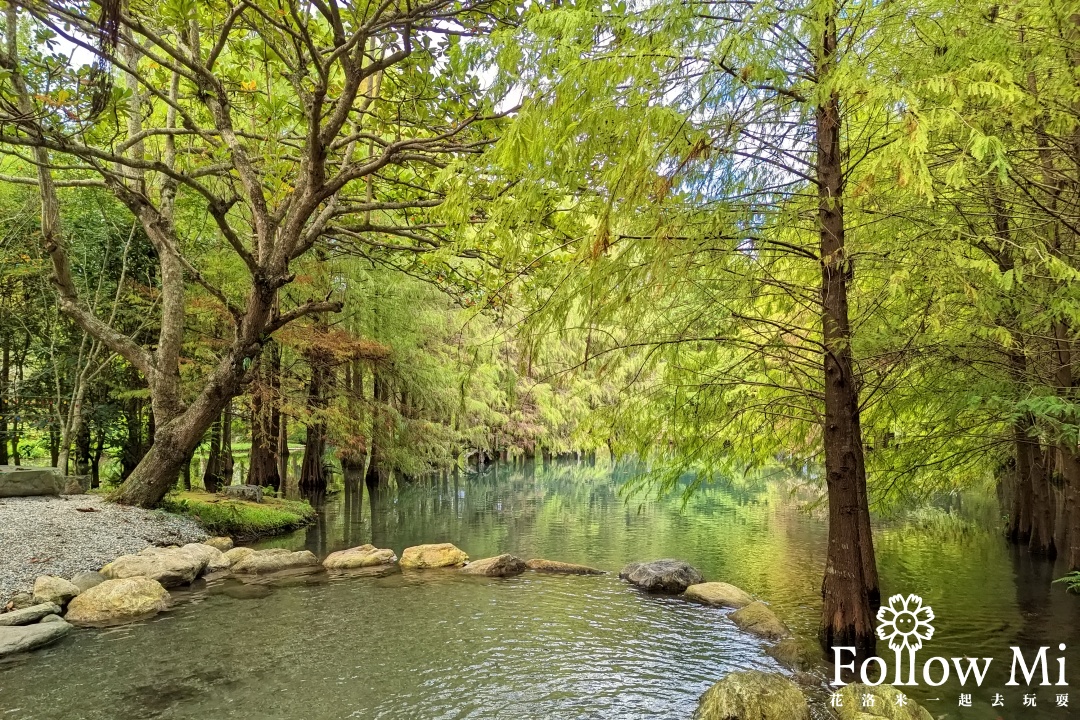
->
[[163, 491, 316, 540]]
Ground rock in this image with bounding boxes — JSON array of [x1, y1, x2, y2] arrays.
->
[[322, 544, 398, 569], [0, 603, 63, 627], [70, 571, 106, 593], [224, 547, 256, 564], [525, 559, 605, 575], [834, 684, 933, 720], [102, 545, 212, 587], [0, 619, 72, 658], [0, 465, 63, 497], [684, 582, 754, 609], [729, 602, 790, 640], [765, 639, 816, 672], [32, 576, 81, 607], [619, 559, 704, 593], [9, 592, 34, 610], [230, 549, 319, 574], [64, 577, 170, 627], [223, 484, 264, 503], [180, 543, 231, 572], [694, 670, 809, 720], [399, 543, 469, 569], [203, 536, 234, 552], [39, 614, 64, 623], [461, 554, 527, 577], [63, 475, 90, 495]]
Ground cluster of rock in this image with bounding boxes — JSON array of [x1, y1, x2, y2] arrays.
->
[[0, 534, 327, 659], [0, 465, 87, 497]]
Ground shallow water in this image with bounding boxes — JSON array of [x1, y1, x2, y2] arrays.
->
[[2, 464, 1079, 719]]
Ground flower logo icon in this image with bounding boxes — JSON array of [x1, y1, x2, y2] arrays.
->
[[877, 594, 935, 651]]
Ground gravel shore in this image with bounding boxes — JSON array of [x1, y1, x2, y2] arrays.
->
[[0, 494, 207, 605]]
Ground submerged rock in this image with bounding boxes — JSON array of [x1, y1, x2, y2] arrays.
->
[[70, 571, 106, 593], [834, 684, 933, 720], [102, 546, 210, 588], [32, 576, 81, 607], [729, 601, 790, 640], [64, 577, 169, 627], [764, 638, 816, 672], [203, 536, 234, 552], [694, 670, 809, 720], [525, 559, 604, 575], [684, 582, 753, 609], [461, 554, 527, 577], [399, 543, 469, 569], [230, 549, 319, 575], [619, 559, 704, 593], [322, 544, 397, 569], [0, 603, 63, 627], [0, 619, 72, 658]]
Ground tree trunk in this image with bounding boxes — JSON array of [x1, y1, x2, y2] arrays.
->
[[300, 338, 331, 495], [90, 422, 104, 489], [365, 365, 389, 491], [816, 3, 877, 657], [75, 420, 92, 477], [202, 411, 225, 493], [248, 349, 282, 489], [221, 400, 234, 486], [0, 338, 8, 466]]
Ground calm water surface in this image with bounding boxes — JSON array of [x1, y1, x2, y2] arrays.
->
[[1, 464, 1078, 719]]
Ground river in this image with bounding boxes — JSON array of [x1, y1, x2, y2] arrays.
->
[[1, 463, 1078, 718]]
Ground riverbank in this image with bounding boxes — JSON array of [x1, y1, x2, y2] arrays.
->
[[162, 491, 316, 540], [0, 495, 207, 606]]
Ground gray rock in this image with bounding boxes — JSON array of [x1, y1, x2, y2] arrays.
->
[[223, 484, 264, 503], [64, 577, 169, 627], [39, 614, 64, 623], [70, 571, 106, 593], [0, 465, 63, 497], [32, 576, 81, 607], [765, 638, 816, 672], [101, 545, 213, 588], [0, 618, 72, 658], [460, 554, 527, 577], [694, 670, 809, 720], [619, 559, 704, 593], [525, 559, 605, 575], [8, 592, 35, 610], [684, 582, 754, 608], [63, 475, 90, 495], [0, 603, 63, 626], [203, 536, 234, 552]]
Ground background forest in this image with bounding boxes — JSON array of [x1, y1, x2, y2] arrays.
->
[[2, 0, 1080, 654]]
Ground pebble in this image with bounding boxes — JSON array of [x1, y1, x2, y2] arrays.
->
[[0, 495, 206, 606]]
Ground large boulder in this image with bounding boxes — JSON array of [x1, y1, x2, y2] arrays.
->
[[203, 536, 234, 552], [63, 474, 90, 495], [0, 602, 63, 627], [102, 546, 210, 588], [834, 684, 933, 720], [399, 543, 469, 569], [230, 549, 319, 575], [729, 602, 790, 640], [64, 577, 169, 627], [525, 559, 604, 575], [620, 559, 704, 593], [32, 576, 81, 607], [178, 543, 231, 572], [224, 547, 256, 565], [223, 484, 264, 503], [322, 544, 397, 570], [461, 554, 527, 577], [684, 582, 754, 609], [694, 670, 809, 720], [0, 619, 72, 658], [0, 465, 63, 497], [70, 571, 106, 593]]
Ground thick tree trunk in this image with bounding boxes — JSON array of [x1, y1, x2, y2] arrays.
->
[[221, 400, 235, 487], [90, 423, 104, 489], [1028, 447, 1056, 557], [816, 5, 877, 657], [75, 420, 91, 477], [248, 350, 281, 488], [0, 339, 8, 466], [299, 340, 331, 495]]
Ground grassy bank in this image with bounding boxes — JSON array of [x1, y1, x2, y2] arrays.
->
[[163, 491, 316, 540]]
